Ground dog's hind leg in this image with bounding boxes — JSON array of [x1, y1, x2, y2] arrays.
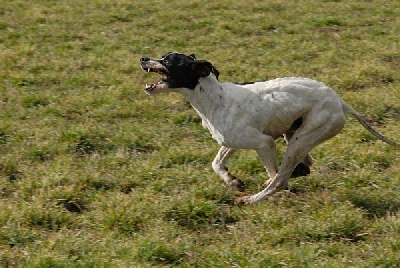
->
[[285, 117, 314, 178], [262, 129, 313, 189], [237, 107, 347, 205], [212, 146, 245, 192], [284, 130, 313, 178]]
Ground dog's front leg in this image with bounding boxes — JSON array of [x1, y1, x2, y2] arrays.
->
[[212, 146, 245, 192]]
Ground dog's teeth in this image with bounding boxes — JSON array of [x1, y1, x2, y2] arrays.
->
[[146, 84, 149, 88], [147, 68, 150, 72]]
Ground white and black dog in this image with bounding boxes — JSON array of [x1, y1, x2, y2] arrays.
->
[[140, 52, 400, 205]]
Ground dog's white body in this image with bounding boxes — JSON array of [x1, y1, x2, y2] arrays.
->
[[140, 53, 400, 205], [181, 76, 399, 204], [184, 77, 337, 148]]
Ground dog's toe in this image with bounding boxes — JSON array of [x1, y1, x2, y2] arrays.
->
[[291, 163, 311, 178]]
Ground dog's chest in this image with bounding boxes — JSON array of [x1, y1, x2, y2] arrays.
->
[[199, 115, 239, 147], [195, 106, 263, 148]]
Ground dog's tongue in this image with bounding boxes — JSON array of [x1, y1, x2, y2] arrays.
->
[[146, 83, 157, 89], [144, 81, 163, 95], [144, 80, 168, 95], [144, 83, 157, 94]]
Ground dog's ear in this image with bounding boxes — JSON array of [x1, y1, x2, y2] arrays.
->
[[162, 52, 173, 58], [189, 53, 196, 60], [191, 60, 220, 80]]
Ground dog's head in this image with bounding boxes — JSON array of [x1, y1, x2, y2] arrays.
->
[[140, 52, 219, 94]]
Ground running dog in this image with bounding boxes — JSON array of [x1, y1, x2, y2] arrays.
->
[[140, 52, 400, 205]]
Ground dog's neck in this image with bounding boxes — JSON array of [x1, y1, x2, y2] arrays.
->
[[179, 75, 226, 117]]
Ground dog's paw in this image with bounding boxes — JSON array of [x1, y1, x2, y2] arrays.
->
[[291, 163, 311, 178], [228, 178, 245, 192]]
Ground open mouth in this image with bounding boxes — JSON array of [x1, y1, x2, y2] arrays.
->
[[141, 64, 170, 94]]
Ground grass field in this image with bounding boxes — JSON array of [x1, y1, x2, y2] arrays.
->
[[1, 0, 400, 267]]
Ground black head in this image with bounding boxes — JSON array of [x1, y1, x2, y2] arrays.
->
[[140, 52, 220, 94]]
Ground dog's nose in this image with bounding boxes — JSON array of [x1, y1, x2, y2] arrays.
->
[[141, 57, 150, 62]]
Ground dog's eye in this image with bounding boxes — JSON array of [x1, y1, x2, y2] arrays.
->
[[163, 60, 170, 65]]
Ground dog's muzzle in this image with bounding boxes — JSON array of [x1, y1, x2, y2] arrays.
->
[[140, 57, 170, 94]]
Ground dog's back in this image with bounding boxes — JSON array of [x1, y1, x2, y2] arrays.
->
[[241, 77, 328, 93]]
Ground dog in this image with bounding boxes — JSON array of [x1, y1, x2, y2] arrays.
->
[[140, 52, 400, 205]]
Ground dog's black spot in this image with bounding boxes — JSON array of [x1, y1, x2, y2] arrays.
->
[[291, 163, 311, 178], [290, 117, 303, 131]]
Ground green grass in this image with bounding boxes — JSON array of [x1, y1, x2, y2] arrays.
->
[[1, 0, 400, 266]]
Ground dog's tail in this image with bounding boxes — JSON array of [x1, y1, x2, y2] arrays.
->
[[341, 101, 400, 147]]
